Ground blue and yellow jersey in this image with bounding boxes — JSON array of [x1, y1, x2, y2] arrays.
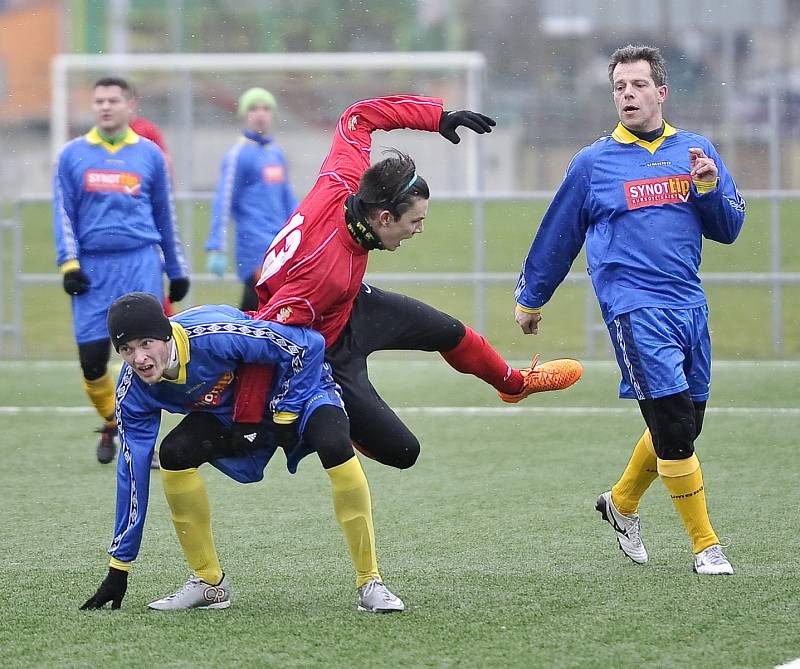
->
[[108, 303, 330, 563], [53, 127, 188, 279], [515, 122, 746, 324], [206, 131, 298, 280]]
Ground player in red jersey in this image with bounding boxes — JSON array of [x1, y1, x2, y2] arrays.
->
[[234, 95, 583, 468]]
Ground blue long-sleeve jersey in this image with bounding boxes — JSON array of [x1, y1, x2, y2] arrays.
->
[[108, 303, 328, 563], [515, 122, 746, 324], [53, 128, 188, 279], [206, 132, 298, 281]]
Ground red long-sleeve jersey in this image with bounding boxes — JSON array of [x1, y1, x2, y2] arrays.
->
[[252, 95, 444, 347], [234, 95, 443, 424]]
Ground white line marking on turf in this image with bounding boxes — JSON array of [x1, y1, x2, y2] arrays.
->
[[775, 659, 800, 668], [1, 406, 798, 416]]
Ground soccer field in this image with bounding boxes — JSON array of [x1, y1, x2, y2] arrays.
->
[[2, 358, 799, 669]]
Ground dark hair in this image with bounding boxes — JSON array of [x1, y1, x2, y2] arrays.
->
[[93, 77, 133, 98], [358, 149, 430, 220], [608, 44, 668, 88]]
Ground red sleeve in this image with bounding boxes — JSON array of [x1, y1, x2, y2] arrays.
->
[[318, 95, 444, 191]]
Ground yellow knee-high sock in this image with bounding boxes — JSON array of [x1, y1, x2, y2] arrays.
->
[[83, 373, 116, 424], [611, 429, 659, 515], [161, 468, 223, 585], [658, 454, 720, 554], [326, 456, 381, 588]]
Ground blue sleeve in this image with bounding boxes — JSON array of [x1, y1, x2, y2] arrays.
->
[[515, 150, 592, 309], [691, 142, 746, 245], [52, 150, 79, 265], [150, 148, 189, 278], [206, 146, 239, 253], [280, 151, 299, 222], [107, 369, 161, 563]]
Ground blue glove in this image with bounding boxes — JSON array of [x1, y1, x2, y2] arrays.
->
[[206, 252, 227, 277]]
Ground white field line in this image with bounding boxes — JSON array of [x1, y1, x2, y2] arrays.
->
[[775, 659, 800, 669], [1, 360, 800, 371], [1, 406, 798, 416]]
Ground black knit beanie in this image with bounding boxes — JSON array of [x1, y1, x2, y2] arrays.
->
[[107, 292, 172, 351]]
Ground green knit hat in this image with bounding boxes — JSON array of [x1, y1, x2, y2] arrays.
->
[[238, 87, 277, 116]]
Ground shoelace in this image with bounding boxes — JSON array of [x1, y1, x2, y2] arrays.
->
[[702, 545, 727, 565], [363, 580, 394, 603], [162, 577, 202, 601]]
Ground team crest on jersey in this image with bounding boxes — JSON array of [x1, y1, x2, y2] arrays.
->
[[189, 371, 234, 408], [84, 169, 142, 195], [276, 306, 293, 323], [624, 174, 691, 210], [348, 114, 359, 131], [263, 165, 286, 183]]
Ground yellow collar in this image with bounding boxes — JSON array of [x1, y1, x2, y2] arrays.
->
[[611, 121, 678, 154], [86, 127, 139, 154], [163, 322, 190, 384]]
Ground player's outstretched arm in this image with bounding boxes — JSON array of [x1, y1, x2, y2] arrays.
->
[[438, 110, 496, 144], [80, 567, 128, 610]]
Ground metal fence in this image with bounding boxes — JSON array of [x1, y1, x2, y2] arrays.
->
[[2, 190, 798, 358]]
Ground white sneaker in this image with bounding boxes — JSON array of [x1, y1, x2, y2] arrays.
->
[[595, 491, 648, 564], [148, 574, 231, 610], [693, 545, 734, 575], [356, 579, 405, 613]]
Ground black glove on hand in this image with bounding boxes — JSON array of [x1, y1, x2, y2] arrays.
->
[[273, 420, 300, 455], [80, 567, 128, 610], [230, 421, 269, 451], [438, 110, 496, 144], [168, 277, 190, 302], [62, 269, 90, 296]]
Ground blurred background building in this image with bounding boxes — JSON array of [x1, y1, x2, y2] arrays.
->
[[1, 0, 800, 196]]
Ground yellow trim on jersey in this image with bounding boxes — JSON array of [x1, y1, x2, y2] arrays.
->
[[109, 557, 132, 572], [516, 304, 542, 315], [611, 121, 678, 155], [164, 322, 190, 385], [85, 127, 139, 154], [59, 259, 80, 274], [693, 177, 719, 194], [273, 411, 299, 425]]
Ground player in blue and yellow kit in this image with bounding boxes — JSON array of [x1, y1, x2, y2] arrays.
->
[[80, 293, 404, 613], [53, 77, 190, 465], [205, 87, 297, 311], [514, 45, 745, 575]]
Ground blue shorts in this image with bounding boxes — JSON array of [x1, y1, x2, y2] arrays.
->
[[71, 245, 165, 344], [608, 306, 711, 402], [210, 364, 346, 482]]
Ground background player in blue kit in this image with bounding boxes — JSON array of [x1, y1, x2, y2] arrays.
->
[[52, 77, 190, 465], [79, 293, 404, 613], [514, 45, 745, 575], [205, 87, 298, 311]]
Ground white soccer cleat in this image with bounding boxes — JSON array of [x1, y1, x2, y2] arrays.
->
[[693, 545, 734, 575], [148, 574, 231, 610], [595, 491, 649, 564], [357, 579, 405, 613]]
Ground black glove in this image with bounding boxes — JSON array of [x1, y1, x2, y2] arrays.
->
[[80, 567, 128, 610], [230, 421, 269, 451], [438, 110, 496, 144], [168, 277, 190, 302], [273, 420, 300, 455], [62, 269, 90, 296]]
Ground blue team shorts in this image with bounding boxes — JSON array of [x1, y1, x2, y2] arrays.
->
[[71, 245, 165, 344], [210, 363, 346, 483], [608, 305, 711, 402]]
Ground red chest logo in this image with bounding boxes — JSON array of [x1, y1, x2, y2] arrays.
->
[[263, 165, 286, 183], [84, 169, 142, 195], [624, 174, 691, 210]]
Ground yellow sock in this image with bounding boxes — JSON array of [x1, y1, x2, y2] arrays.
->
[[161, 468, 223, 585], [658, 454, 720, 554], [326, 456, 380, 588], [83, 373, 116, 423], [611, 429, 659, 515]]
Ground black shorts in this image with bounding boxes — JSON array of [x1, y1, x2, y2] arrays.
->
[[325, 283, 465, 469]]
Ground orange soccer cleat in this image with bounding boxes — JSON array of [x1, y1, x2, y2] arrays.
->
[[498, 354, 583, 403]]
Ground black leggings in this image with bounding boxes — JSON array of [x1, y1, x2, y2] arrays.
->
[[78, 339, 112, 381], [159, 405, 353, 471], [638, 390, 707, 460], [325, 284, 465, 470]]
